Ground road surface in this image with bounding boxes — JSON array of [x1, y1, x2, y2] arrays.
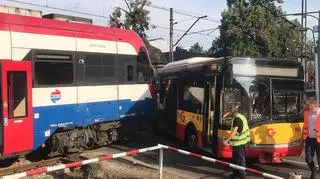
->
[[83, 128, 313, 179]]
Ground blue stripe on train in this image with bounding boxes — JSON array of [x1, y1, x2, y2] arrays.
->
[[33, 98, 156, 149]]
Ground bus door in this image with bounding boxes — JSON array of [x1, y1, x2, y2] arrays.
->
[[203, 78, 215, 148], [177, 79, 205, 149], [1, 60, 33, 155]]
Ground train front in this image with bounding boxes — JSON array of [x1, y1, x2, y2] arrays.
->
[[218, 57, 304, 163]]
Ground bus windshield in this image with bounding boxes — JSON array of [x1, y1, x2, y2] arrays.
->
[[272, 79, 303, 120], [234, 77, 303, 122]]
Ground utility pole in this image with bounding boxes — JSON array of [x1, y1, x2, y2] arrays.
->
[[317, 10, 320, 104], [304, 0, 308, 63], [169, 8, 174, 62], [285, 10, 320, 103]]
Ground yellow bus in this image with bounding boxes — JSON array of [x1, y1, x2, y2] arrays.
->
[[156, 57, 304, 163]]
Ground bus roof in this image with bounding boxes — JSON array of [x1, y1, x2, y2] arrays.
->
[[157, 56, 303, 79], [157, 57, 224, 74]]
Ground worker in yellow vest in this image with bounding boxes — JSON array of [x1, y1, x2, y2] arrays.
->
[[303, 97, 320, 179], [224, 105, 250, 179]]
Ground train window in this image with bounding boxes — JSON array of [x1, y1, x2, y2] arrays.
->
[[118, 54, 137, 84], [34, 54, 73, 85], [137, 49, 152, 83], [76, 53, 115, 84], [7, 72, 27, 118], [127, 65, 133, 81]]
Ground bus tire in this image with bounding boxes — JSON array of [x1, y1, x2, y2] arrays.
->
[[185, 125, 197, 150]]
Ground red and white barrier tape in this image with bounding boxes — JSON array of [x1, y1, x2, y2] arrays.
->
[[2, 145, 161, 179], [3, 144, 284, 179], [158, 144, 284, 179]]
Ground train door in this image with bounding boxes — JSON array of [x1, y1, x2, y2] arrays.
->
[[1, 60, 33, 155]]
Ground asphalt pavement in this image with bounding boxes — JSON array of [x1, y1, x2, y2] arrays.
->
[[84, 127, 314, 179]]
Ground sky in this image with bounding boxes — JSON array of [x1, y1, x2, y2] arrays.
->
[[0, 0, 319, 52]]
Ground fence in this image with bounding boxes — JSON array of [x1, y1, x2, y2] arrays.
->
[[3, 144, 284, 179]]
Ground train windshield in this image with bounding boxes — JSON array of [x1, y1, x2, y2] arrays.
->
[[234, 77, 303, 122]]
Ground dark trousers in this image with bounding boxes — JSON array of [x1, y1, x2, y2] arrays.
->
[[305, 137, 320, 171], [232, 144, 246, 179]]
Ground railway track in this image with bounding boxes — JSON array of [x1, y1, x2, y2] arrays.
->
[[0, 157, 61, 177]]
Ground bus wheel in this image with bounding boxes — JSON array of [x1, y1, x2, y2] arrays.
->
[[185, 127, 197, 150]]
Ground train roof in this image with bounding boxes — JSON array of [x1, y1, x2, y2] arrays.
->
[[0, 12, 147, 55], [0, 12, 138, 37]]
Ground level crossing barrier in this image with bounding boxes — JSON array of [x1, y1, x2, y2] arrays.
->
[[3, 144, 284, 179]]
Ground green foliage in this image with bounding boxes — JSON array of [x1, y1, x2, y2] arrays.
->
[[189, 42, 204, 53], [211, 0, 308, 58], [109, 0, 151, 40], [108, 8, 122, 28]]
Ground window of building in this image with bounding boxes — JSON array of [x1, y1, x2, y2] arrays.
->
[[34, 54, 73, 85]]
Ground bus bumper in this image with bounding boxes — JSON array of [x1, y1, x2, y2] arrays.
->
[[217, 140, 303, 163]]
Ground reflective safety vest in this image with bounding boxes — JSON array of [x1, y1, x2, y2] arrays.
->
[[303, 110, 320, 143], [230, 114, 250, 146]]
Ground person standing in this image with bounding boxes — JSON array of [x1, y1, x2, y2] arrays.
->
[[303, 98, 320, 179], [224, 105, 250, 179]]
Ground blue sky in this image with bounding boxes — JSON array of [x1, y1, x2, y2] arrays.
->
[[0, 0, 319, 52]]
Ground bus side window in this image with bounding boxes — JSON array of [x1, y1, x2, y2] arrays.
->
[[180, 81, 204, 114]]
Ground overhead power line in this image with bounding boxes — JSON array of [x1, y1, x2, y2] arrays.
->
[[127, 1, 220, 24], [152, 25, 217, 37], [5, 0, 111, 19]]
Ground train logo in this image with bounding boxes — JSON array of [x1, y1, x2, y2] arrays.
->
[[50, 89, 61, 103]]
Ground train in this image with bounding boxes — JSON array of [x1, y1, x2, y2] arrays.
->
[[0, 10, 156, 158]]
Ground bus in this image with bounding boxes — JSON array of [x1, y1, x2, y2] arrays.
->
[[156, 57, 304, 163]]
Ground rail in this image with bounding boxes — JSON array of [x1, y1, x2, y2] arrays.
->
[[2, 144, 284, 179], [0, 157, 60, 177]]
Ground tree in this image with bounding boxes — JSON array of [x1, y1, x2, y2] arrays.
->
[[108, 8, 123, 28], [189, 42, 204, 54], [212, 0, 305, 58], [108, 0, 151, 40]]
